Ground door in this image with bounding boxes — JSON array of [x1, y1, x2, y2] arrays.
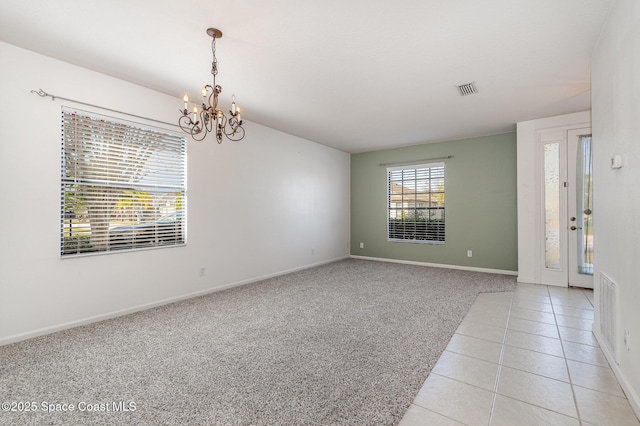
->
[[539, 127, 594, 288], [567, 129, 594, 288]]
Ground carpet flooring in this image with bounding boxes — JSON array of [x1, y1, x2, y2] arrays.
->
[[0, 259, 516, 425]]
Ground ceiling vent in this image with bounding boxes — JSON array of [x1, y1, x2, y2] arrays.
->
[[457, 82, 478, 96]]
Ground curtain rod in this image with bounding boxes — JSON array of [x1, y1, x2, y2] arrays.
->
[[379, 155, 453, 167], [31, 88, 179, 129]]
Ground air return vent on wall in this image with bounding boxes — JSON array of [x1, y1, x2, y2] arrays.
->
[[599, 273, 619, 364], [457, 82, 478, 96]]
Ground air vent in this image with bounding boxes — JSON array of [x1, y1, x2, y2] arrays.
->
[[457, 82, 478, 96]]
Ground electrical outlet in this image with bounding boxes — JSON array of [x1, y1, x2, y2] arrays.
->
[[625, 329, 630, 351], [199, 267, 205, 277], [467, 250, 473, 257], [360, 242, 364, 249], [311, 248, 315, 255]]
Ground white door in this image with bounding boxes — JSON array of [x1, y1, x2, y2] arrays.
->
[[539, 127, 594, 288]]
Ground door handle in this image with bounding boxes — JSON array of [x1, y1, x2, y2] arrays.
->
[[570, 226, 577, 230], [570, 217, 576, 222]]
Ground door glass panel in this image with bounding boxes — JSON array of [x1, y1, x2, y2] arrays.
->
[[544, 142, 561, 269], [576, 135, 594, 275]]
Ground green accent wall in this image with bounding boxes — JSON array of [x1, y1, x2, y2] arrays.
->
[[351, 132, 517, 271]]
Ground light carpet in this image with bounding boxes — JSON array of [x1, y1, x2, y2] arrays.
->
[[0, 259, 516, 425]]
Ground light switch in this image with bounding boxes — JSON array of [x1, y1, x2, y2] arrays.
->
[[611, 154, 623, 169]]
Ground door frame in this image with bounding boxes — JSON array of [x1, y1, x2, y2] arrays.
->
[[516, 111, 592, 287], [535, 126, 593, 287]]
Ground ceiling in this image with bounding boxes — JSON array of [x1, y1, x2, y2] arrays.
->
[[0, 0, 611, 153]]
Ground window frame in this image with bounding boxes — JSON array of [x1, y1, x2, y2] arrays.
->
[[387, 162, 445, 244], [60, 107, 187, 257]]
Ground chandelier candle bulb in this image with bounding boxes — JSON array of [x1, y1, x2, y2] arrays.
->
[[183, 94, 189, 111], [202, 87, 207, 97], [231, 95, 237, 114]]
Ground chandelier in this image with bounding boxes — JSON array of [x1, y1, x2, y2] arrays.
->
[[179, 28, 245, 143]]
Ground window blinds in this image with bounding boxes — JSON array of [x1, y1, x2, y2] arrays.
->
[[387, 162, 445, 242], [61, 108, 187, 255]]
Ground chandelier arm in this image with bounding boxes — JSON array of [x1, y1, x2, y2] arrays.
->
[[190, 128, 207, 141], [179, 114, 208, 141], [202, 108, 214, 134], [202, 85, 214, 108], [178, 114, 195, 132], [223, 115, 245, 141], [225, 125, 245, 142], [227, 115, 241, 128]]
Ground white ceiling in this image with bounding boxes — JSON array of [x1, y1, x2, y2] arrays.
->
[[0, 0, 611, 153]]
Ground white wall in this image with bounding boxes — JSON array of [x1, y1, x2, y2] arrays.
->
[[516, 111, 590, 285], [0, 42, 351, 344], [592, 0, 640, 416]]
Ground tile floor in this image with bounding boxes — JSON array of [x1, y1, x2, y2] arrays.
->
[[399, 283, 640, 426]]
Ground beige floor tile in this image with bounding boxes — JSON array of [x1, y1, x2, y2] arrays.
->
[[509, 307, 556, 325], [467, 300, 512, 314], [562, 341, 609, 367], [504, 329, 564, 357], [549, 286, 590, 295], [515, 283, 550, 293], [490, 394, 579, 426], [573, 386, 640, 425], [555, 314, 593, 331], [413, 374, 494, 426], [548, 287, 588, 296], [465, 303, 509, 327], [513, 299, 554, 313], [508, 317, 559, 339], [584, 290, 595, 305], [431, 351, 500, 391], [496, 366, 577, 418], [551, 296, 593, 310], [404, 285, 629, 426], [558, 326, 599, 347], [567, 360, 624, 397], [553, 305, 594, 320], [513, 292, 552, 304], [456, 320, 506, 344], [399, 404, 465, 426], [501, 345, 569, 382], [463, 310, 510, 329], [447, 334, 504, 363]]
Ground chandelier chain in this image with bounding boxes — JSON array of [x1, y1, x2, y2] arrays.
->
[[211, 35, 218, 77]]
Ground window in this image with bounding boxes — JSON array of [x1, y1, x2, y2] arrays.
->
[[387, 163, 445, 243], [61, 108, 187, 256]]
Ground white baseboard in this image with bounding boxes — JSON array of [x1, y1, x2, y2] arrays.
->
[[517, 275, 536, 284], [0, 256, 348, 346], [593, 327, 640, 420], [349, 255, 518, 276]]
